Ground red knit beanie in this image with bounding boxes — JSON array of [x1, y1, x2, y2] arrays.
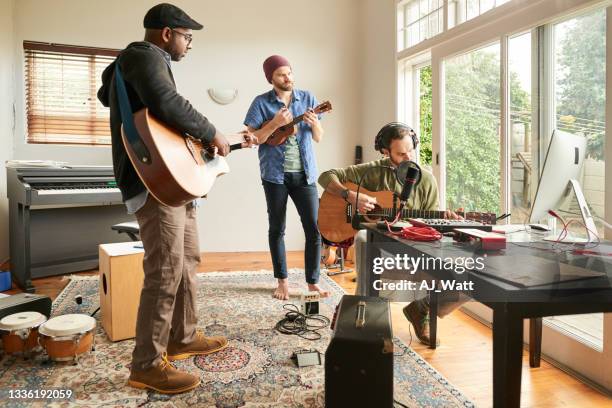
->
[[263, 55, 291, 84]]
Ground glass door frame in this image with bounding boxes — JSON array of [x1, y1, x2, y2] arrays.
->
[[411, 0, 612, 392], [534, 6, 611, 392]]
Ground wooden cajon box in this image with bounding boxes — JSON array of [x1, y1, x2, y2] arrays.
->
[[99, 241, 144, 341]]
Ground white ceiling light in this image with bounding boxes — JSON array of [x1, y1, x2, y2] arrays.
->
[[208, 88, 238, 105]]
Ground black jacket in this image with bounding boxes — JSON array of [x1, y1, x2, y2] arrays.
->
[[97, 41, 216, 201]]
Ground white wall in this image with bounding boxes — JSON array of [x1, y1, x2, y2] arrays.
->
[[0, 0, 15, 262], [9, 0, 362, 252], [360, 0, 397, 163]]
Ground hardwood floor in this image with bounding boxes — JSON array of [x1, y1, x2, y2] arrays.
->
[[9, 251, 611, 408]]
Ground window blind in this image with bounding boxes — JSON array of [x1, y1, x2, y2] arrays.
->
[[23, 41, 120, 145]]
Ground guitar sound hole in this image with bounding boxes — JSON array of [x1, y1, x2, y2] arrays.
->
[[200, 149, 213, 162]]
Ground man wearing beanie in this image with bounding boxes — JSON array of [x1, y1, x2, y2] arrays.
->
[[98, 3, 250, 394], [244, 56, 329, 300]]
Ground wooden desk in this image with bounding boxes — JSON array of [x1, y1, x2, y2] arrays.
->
[[362, 224, 612, 408]]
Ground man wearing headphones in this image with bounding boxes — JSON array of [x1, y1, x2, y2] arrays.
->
[[318, 122, 463, 347]]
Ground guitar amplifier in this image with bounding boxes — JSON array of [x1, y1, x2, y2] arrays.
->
[[0, 293, 52, 319], [325, 295, 393, 408]]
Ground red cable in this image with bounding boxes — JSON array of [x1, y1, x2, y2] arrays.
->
[[396, 226, 443, 241], [384, 218, 442, 241], [548, 209, 601, 246], [383, 206, 442, 241]]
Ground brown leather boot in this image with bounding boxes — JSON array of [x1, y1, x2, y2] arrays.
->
[[403, 299, 440, 347], [167, 331, 229, 361], [128, 353, 200, 394]]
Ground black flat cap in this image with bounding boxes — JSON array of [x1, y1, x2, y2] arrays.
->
[[143, 3, 203, 30]]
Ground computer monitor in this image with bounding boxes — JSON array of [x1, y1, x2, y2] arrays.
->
[[529, 129, 598, 243]]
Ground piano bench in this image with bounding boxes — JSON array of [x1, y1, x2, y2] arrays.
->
[[111, 221, 140, 242]]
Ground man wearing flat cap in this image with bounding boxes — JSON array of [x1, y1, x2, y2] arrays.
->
[[244, 56, 329, 300], [98, 3, 251, 394]]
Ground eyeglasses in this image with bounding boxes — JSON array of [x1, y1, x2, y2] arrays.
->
[[171, 29, 193, 45]]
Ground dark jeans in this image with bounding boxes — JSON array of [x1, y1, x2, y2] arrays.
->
[[262, 172, 321, 284]]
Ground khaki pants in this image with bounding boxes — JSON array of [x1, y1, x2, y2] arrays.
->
[[131, 196, 200, 370]]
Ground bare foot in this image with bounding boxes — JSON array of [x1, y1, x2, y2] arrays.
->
[[273, 279, 290, 300], [308, 283, 330, 298]]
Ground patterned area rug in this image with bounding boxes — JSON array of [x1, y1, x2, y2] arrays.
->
[[0, 270, 474, 407]]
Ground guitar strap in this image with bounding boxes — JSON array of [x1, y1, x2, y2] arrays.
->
[[114, 62, 152, 164]]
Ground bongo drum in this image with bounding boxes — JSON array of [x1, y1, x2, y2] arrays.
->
[[0, 311, 47, 355], [38, 314, 96, 363]]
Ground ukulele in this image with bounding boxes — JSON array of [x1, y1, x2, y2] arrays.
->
[[263, 101, 332, 146]]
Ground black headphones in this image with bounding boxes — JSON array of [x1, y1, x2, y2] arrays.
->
[[374, 122, 419, 153]]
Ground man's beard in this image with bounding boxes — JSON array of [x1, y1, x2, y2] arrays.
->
[[171, 50, 186, 61], [277, 82, 293, 92]]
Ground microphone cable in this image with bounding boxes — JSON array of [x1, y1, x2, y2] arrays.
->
[[274, 304, 330, 341]]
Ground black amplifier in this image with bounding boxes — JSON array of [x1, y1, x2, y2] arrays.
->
[[325, 295, 393, 408], [0, 293, 52, 320]]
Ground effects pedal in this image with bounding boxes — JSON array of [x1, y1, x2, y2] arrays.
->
[[300, 291, 320, 315], [291, 349, 322, 367]]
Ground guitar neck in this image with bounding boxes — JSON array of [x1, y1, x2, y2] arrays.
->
[[288, 105, 327, 127], [358, 207, 495, 224], [355, 207, 445, 218], [290, 113, 306, 127]]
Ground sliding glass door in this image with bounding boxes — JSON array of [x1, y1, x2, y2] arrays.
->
[[539, 7, 610, 390], [434, 4, 611, 392]]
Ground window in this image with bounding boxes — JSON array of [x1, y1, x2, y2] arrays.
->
[[545, 8, 606, 351], [397, 0, 612, 391], [398, 0, 512, 51], [444, 43, 501, 213], [398, 58, 432, 165], [398, 0, 444, 50], [553, 9, 606, 238], [448, 0, 510, 28], [509, 32, 533, 224], [24, 41, 119, 145], [418, 65, 433, 165]]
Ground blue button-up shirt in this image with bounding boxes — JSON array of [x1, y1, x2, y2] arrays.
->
[[244, 89, 320, 185]]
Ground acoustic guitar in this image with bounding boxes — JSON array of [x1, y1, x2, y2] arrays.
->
[[264, 101, 332, 146], [318, 182, 497, 244], [122, 108, 244, 207]]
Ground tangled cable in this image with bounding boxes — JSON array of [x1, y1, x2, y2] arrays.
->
[[384, 212, 442, 241], [274, 304, 330, 341]]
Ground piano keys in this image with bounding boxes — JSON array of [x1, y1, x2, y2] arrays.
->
[[7, 165, 134, 292]]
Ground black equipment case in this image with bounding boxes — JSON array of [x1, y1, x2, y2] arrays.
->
[[0, 293, 52, 320], [325, 295, 393, 408]]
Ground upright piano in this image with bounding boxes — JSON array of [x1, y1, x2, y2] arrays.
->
[[7, 165, 134, 292]]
